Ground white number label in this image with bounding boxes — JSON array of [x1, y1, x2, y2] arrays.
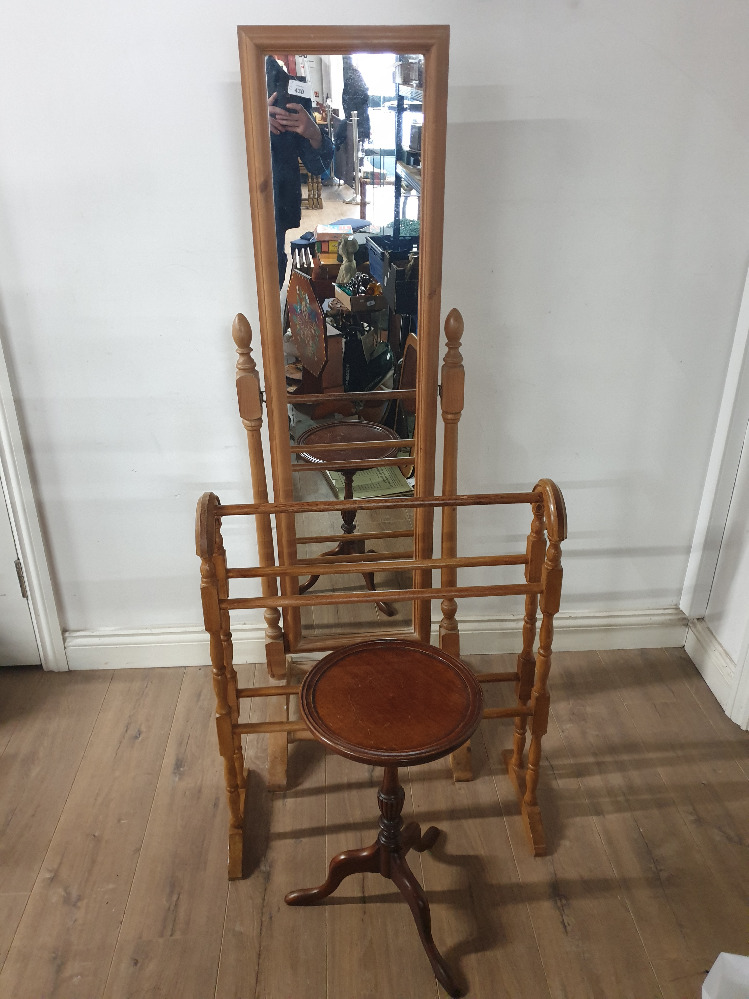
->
[[288, 80, 312, 99]]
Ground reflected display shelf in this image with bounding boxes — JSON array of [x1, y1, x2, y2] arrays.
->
[[396, 160, 422, 195]]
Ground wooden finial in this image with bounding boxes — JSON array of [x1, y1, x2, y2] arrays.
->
[[440, 309, 465, 422], [444, 307, 464, 347], [232, 313, 253, 351], [233, 315, 262, 424]]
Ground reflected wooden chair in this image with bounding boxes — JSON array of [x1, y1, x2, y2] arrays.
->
[[299, 158, 322, 209], [394, 330, 418, 474], [283, 271, 391, 422]]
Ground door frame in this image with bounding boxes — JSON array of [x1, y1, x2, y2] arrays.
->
[[682, 265, 749, 726], [0, 336, 67, 670]]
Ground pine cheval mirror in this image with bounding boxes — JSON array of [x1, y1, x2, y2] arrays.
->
[[237, 25, 450, 664]]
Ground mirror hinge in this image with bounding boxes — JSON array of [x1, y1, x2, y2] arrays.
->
[[15, 559, 28, 600]]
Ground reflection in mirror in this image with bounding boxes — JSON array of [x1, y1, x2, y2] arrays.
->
[[266, 52, 425, 640]]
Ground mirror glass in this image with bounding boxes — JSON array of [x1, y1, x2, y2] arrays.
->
[[264, 51, 425, 640], [239, 26, 448, 653]]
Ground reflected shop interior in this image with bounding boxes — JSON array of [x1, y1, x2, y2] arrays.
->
[[265, 50, 427, 638]]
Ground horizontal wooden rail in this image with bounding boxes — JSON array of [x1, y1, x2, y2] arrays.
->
[[227, 552, 528, 580], [483, 706, 534, 720], [289, 730, 315, 742], [477, 672, 519, 684], [296, 529, 413, 545], [294, 630, 419, 652], [287, 388, 416, 405], [294, 549, 414, 565], [233, 706, 532, 737], [292, 456, 416, 473], [222, 582, 543, 611], [216, 491, 542, 518], [226, 549, 415, 579], [235, 720, 308, 735], [236, 684, 301, 699], [290, 438, 415, 454]]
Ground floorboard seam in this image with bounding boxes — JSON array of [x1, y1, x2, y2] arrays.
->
[[618, 693, 746, 897], [498, 718, 563, 999], [0, 670, 116, 980], [550, 651, 671, 998], [100, 666, 187, 996]]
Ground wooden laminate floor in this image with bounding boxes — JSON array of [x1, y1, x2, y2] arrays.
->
[[1, 648, 747, 999]]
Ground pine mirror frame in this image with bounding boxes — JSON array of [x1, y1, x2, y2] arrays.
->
[[237, 25, 450, 649]]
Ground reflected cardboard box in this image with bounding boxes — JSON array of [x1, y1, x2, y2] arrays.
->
[[334, 284, 387, 313]]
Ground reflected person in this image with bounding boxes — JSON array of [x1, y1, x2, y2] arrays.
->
[[266, 57, 334, 288]]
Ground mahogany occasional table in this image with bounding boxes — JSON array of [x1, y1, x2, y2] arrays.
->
[[284, 638, 483, 997], [295, 420, 401, 616]]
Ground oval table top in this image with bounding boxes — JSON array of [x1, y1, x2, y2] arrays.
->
[[296, 420, 400, 466], [298, 639, 483, 768]]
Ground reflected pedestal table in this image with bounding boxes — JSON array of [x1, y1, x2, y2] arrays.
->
[[296, 420, 401, 616]]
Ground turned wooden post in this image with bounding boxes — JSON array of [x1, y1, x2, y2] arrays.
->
[[521, 479, 567, 855], [438, 309, 464, 656], [437, 310, 471, 781], [197, 492, 244, 879], [508, 496, 545, 780], [213, 518, 246, 797], [232, 314, 286, 681], [233, 314, 289, 790]]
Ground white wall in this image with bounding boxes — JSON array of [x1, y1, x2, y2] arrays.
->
[[1, 2, 749, 663]]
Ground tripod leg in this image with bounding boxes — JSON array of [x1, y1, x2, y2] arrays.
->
[[361, 566, 397, 617], [285, 841, 380, 906], [401, 822, 441, 854], [298, 540, 347, 594], [298, 573, 320, 595], [364, 548, 397, 616], [389, 852, 462, 997]]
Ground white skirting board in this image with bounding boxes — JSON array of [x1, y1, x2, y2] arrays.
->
[[64, 607, 689, 670], [684, 617, 736, 713]]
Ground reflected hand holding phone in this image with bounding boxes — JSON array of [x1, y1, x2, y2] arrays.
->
[[268, 96, 322, 147], [267, 92, 284, 135]]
